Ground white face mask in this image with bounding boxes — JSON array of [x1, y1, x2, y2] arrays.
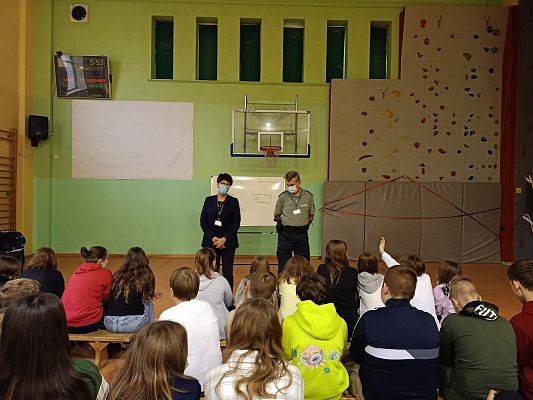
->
[[287, 185, 298, 194]]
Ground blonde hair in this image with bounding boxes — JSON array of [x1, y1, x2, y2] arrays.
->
[[0, 278, 40, 312], [109, 321, 193, 400], [218, 299, 292, 399], [279, 256, 313, 284], [194, 248, 217, 279], [449, 277, 480, 305]]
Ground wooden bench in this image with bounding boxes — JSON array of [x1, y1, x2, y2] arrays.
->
[[69, 330, 135, 368]]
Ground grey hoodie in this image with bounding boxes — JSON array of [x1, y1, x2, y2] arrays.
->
[[357, 272, 384, 294], [196, 273, 233, 340]]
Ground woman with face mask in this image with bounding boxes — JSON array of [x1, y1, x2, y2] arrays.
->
[[200, 173, 241, 289]]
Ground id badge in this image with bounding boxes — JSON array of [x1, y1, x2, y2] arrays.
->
[[214, 220, 223, 227], [293, 209, 302, 215]]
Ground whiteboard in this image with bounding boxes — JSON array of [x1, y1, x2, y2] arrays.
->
[[72, 100, 193, 180], [210, 176, 285, 227]]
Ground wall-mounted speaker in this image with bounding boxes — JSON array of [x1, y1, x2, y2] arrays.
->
[[70, 4, 88, 23], [28, 115, 49, 148]]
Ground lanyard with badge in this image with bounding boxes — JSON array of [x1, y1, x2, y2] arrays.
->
[[215, 201, 224, 227], [290, 194, 302, 215]]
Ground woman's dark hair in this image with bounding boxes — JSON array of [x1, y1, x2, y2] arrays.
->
[[296, 273, 329, 305], [217, 173, 233, 186], [80, 246, 108, 263], [0, 293, 94, 400], [112, 247, 155, 302], [27, 247, 58, 270], [0, 255, 20, 278], [324, 240, 351, 286]]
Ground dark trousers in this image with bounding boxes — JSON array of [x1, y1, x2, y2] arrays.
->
[[215, 247, 235, 289], [68, 318, 103, 334], [276, 231, 310, 274]]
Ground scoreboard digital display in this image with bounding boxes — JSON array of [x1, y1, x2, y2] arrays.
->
[[54, 55, 111, 99]]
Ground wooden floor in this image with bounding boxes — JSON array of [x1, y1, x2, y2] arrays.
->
[[57, 254, 521, 383]]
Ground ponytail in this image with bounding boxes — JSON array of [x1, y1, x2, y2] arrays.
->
[[80, 246, 108, 263]]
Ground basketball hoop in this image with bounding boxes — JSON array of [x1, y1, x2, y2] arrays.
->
[[260, 145, 282, 167]]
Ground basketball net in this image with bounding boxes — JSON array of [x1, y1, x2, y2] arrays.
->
[[260, 145, 282, 167]]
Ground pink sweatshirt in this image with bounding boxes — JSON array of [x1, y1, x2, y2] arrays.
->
[[433, 283, 455, 320]]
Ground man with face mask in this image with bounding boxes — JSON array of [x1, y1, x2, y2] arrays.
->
[[200, 173, 241, 289], [274, 171, 315, 273]]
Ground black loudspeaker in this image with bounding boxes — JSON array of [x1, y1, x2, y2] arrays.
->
[[28, 115, 49, 147]]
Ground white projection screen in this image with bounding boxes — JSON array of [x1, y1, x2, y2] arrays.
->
[[72, 100, 193, 180]]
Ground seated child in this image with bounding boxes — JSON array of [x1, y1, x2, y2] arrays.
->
[[159, 267, 222, 389], [278, 255, 313, 320], [0, 255, 20, 287], [507, 260, 533, 399], [434, 260, 462, 321], [357, 251, 385, 317], [61, 246, 113, 333], [205, 298, 303, 400], [21, 247, 65, 297], [104, 247, 157, 333], [379, 237, 439, 327], [440, 277, 518, 400], [225, 270, 278, 340], [350, 266, 440, 400], [194, 248, 233, 340], [234, 255, 276, 307], [0, 278, 40, 332], [109, 321, 201, 400], [317, 239, 359, 337], [0, 293, 109, 400], [282, 273, 348, 400]]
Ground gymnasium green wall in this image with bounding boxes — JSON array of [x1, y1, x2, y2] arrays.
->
[[31, 0, 501, 255]]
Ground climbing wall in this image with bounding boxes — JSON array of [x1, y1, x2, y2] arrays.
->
[[329, 5, 508, 182]]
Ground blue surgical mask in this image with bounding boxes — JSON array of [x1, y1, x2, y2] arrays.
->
[[218, 184, 229, 195], [287, 185, 297, 194]]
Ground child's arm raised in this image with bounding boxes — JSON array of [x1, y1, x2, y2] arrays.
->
[[379, 237, 400, 268]]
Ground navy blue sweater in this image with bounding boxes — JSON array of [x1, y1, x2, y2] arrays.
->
[[350, 298, 440, 400]]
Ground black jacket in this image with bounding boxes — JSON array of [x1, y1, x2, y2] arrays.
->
[[200, 195, 241, 250]]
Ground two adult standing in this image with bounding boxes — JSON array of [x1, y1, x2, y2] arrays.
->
[[200, 171, 314, 285]]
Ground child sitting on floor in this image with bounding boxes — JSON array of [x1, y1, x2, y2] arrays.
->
[[205, 298, 303, 400], [317, 239, 359, 337], [109, 320, 201, 400], [0, 255, 20, 287], [433, 260, 462, 321], [194, 248, 233, 340], [278, 255, 314, 320], [282, 273, 348, 400], [21, 247, 65, 297], [234, 256, 276, 307], [379, 237, 439, 327], [357, 250, 385, 317], [225, 270, 278, 340], [159, 267, 222, 389]]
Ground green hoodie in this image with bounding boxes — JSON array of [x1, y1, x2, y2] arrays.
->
[[282, 300, 348, 400]]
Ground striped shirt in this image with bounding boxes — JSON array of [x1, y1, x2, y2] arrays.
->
[[204, 350, 304, 400]]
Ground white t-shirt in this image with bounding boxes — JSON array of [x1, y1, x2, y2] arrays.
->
[[159, 299, 222, 388], [381, 252, 440, 329]]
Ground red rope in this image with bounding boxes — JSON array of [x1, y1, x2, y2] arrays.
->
[[321, 175, 501, 238]]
